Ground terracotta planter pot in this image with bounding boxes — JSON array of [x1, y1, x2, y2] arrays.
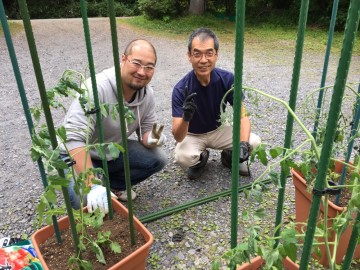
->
[[291, 162, 360, 267], [31, 198, 153, 270], [236, 256, 299, 270]]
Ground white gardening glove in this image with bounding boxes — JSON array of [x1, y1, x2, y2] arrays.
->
[[87, 185, 117, 214], [147, 123, 167, 146]]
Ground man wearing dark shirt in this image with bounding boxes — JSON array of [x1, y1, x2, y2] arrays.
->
[[171, 28, 261, 180]]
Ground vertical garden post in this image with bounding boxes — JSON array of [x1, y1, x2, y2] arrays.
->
[[230, 0, 245, 250], [273, 0, 309, 245], [0, 0, 61, 243], [299, 1, 360, 268], [79, 0, 114, 218], [17, 0, 80, 254], [106, 0, 136, 245]]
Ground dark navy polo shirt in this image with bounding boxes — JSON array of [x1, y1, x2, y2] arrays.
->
[[172, 68, 235, 134]]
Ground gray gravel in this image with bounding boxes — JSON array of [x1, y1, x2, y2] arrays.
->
[[1, 18, 360, 269]]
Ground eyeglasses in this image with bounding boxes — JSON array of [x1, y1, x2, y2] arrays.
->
[[126, 57, 155, 73], [191, 50, 217, 60]]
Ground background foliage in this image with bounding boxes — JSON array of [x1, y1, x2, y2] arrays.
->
[[2, 0, 353, 31]]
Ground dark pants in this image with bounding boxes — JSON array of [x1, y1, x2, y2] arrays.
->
[[68, 140, 167, 209]]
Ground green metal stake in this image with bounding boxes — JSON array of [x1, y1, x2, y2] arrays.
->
[[79, 0, 114, 218], [140, 179, 272, 224], [335, 82, 360, 205], [230, 0, 245, 250], [107, 0, 136, 245], [0, 0, 61, 243], [273, 0, 309, 246], [312, 0, 340, 140], [342, 212, 360, 270], [299, 1, 360, 269], [17, 0, 80, 254]]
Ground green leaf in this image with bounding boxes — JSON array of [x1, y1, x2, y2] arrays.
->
[[242, 210, 249, 220], [57, 126, 67, 142], [79, 259, 93, 270], [47, 175, 69, 187], [100, 103, 110, 117], [44, 188, 57, 204], [210, 261, 220, 270], [94, 144, 106, 160], [110, 242, 121, 253], [30, 148, 41, 161], [92, 242, 106, 264], [257, 145, 268, 166], [269, 146, 282, 159], [254, 208, 266, 219], [50, 159, 69, 170], [108, 143, 121, 159]]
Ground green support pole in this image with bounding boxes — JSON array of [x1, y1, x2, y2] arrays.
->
[[299, 1, 360, 269], [0, 0, 61, 243], [107, 0, 136, 245], [342, 213, 360, 270], [17, 0, 80, 254], [140, 179, 272, 223], [230, 0, 245, 250], [79, 0, 113, 218], [273, 0, 309, 245], [312, 0, 340, 140], [335, 82, 360, 205]]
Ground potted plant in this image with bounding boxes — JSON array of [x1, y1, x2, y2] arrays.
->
[[29, 69, 153, 270], [212, 79, 360, 269]]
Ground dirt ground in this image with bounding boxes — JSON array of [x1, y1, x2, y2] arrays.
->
[[1, 18, 360, 269]]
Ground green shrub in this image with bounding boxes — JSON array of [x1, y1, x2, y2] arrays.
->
[[137, 0, 188, 20], [3, 0, 139, 19]]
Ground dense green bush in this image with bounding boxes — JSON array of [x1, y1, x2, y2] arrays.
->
[[137, 0, 188, 21], [3, 0, 139, 19]]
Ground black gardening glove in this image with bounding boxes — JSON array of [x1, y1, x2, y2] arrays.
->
[[182, 86, 197, 122], [239, 141, 250, 163]]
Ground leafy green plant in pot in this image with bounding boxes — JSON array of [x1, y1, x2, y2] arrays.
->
[[29, 69, 153, 270], [212, 82, 360, 269]]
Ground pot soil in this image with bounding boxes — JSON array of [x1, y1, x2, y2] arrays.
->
[[236, 256, 299, 270], [31, 198, 153, 270], [291, 161, 360, 267]]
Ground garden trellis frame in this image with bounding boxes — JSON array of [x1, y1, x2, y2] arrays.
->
[[1, 0, 360, 269]]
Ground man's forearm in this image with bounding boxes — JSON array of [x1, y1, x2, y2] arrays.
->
[[240, 116, 251, 142], [69, 146, 94, 186], [172, 117, 189, 142]]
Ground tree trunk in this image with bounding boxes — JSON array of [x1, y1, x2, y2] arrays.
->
[[189, 0, 205, 15]]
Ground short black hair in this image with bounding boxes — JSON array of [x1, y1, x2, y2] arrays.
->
[[187, 28, 219, 53]]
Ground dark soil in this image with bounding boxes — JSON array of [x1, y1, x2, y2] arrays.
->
[[39, 212, 145, 270], [328, 187, 352, 207]]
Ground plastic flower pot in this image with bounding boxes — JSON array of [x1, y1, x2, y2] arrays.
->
[[291, 161, 360, 267], [31, 198, 153, 270], [236, 256, 299, 270]]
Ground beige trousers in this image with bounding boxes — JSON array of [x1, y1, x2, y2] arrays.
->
[[174, 125, 261, 168]]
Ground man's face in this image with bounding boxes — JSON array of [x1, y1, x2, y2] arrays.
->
[[121, 45, 156, 91], [188, 37, 218, 82]]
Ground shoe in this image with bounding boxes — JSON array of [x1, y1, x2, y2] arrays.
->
[[187, 150, 209, 180], [239, 162, 250, 177], [221, 150, 251, 176], [111, 188, 137, 202], [221, 149, 232, 169]]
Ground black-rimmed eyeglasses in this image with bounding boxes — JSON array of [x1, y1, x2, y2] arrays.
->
[[126, 57, 155, 73], [190, 50, 217, 60]]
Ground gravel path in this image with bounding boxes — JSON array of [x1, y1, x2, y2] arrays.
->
[[1, 18, 360, 269]]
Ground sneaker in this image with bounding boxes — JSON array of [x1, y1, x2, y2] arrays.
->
[[221, 150, 251, 176], [187, 150, 209, 180], [111, 189, 137, 202]]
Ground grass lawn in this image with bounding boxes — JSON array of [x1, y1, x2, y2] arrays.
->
[[118, 14, 360, 55]]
